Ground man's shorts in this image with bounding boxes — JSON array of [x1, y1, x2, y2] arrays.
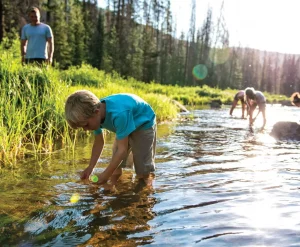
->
[[252, 101, 266, 111], [258, 102, 266, 111], [25, 58, 46, 66]]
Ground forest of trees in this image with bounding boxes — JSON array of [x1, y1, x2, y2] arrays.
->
[[0, 0, 299, 96]]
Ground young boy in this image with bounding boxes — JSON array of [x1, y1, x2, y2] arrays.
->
[[229, 90, 248, 118], [65, 90, 157, 187], [244, 87, 267, 129]]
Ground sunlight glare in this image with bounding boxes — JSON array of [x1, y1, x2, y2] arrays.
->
[[241, 195, 281, 229], [236, 158, 282, 229], [192, 64, 208, 80], [209, 48, 230, 64], [266, 106, 294, 125], [255, 133, 276, 144], [70, 193, 80, 203]]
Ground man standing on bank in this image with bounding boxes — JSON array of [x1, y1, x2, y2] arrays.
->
[[21, 6, 54, 65]]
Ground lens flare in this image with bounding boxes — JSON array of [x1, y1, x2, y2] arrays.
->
[[70, 193, 80, 203], [90, 174, 99, 183], [192, 64, 208, 80], [209, 48, 230, 64]]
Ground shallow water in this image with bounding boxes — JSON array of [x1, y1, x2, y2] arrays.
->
[[1, 105, 300, 247]]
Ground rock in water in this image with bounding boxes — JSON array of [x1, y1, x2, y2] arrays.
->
[[270, 121, 300, 140], [172, 100, 189, 113], [210, 99, 222, 108]]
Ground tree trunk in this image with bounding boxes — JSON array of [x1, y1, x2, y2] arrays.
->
[[0, 0, 3, 43]]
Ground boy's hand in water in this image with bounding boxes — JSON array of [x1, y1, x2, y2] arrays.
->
[[97, 172, 109, 185], [102, 183, 116, 192], [81, 166, 94, 180]]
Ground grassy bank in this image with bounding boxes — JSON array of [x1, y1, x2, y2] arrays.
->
[[0, 41, 290, 166]]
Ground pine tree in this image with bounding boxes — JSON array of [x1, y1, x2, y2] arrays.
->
[[68, 1, 86, 66], [89, 10, 104, 69], [46, 0, 71, 68]]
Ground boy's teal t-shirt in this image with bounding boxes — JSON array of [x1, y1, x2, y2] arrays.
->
[[94, 93, 156, 140]]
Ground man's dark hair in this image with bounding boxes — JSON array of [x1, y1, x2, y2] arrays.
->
[[28, 6, 40, 15]]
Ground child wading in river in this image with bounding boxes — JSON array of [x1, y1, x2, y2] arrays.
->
[[65, 90, 157, 189], [244, 87, 267, 130], [291, 92, 300, 107], [229, 90, 248, 118]]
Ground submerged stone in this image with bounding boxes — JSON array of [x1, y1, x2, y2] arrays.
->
[[270, 121, 300, 140], [210, 99, 222, 108]]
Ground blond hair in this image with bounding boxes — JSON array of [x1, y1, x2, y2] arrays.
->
[[65, 90, 100, 129]]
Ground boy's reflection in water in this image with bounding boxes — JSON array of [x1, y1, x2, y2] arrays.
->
[[82, 172, 156, 246]]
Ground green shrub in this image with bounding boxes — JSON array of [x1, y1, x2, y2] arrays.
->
[[60, 63, 107, 87]]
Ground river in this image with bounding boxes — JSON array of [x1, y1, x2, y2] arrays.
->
[[1, 105, 300, 247]]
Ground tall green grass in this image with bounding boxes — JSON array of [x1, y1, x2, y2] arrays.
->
[[0, 40, 290, 167], [0, 42, 178, 166]]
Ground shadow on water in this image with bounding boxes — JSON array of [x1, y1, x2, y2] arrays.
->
[[1, 105, 300, 246]]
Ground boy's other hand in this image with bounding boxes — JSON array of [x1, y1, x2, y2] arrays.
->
[[98, 173, 108, 184], [97, 172, 109, 185], [81, 166, 94, 180]]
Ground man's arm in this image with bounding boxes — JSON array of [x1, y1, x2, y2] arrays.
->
[[47, 37, 54, 64], [21, 39, 27, 65], [81, 133, 105, 179]]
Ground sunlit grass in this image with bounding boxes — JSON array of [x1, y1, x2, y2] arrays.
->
[[0, 57, 178, 166], [0, 41, 291, 167]]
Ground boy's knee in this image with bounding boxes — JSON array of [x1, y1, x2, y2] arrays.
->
[[135, 164, 155, 177]]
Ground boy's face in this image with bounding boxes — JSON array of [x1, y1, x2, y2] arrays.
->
[[79, 111, 101, 131]]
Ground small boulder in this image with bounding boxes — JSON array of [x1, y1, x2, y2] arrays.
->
[[210, 99, 222, 108], [270, 121, 300, 140], [279, 100, 293, 106]]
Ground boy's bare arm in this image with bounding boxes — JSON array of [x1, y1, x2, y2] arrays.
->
[[81, 133, 104, 179], [98, 137, 128, 183]]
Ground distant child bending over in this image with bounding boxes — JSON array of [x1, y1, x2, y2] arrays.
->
[[291, 92, 300, 107], [244, 87, 266, 129], [229, 90, 248, 118], [65, 90, 157, 188]]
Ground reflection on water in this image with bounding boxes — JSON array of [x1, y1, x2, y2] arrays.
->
[[1, 105, 300, 246]]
